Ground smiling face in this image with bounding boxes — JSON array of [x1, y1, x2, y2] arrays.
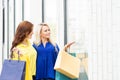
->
[[40, 25, 51, 40]]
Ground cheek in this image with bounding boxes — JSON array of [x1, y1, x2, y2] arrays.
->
[[43, 34, 47, 38], [29, 33, 33, 38], [41, 32, 45, 36], [29, 33, 32, 36], [41, 33, 49, 38]]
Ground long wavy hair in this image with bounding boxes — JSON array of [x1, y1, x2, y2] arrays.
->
[[10, 21, 33, 56], [33, 23, 56, 46]]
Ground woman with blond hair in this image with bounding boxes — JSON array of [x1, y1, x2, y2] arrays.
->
[[33, 23, 75, 80], [33, 23, 59, 80]]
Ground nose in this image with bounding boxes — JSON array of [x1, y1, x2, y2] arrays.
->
[[47, 30, 50, 33]]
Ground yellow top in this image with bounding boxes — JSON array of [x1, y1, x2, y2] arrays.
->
[[12, 40, 37, 80]]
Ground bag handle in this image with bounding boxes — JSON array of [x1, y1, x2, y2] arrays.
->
[[18, 50, 20, 61]]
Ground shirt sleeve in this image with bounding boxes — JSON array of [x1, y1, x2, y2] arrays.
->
[[54, 44, 60, 61], [32, 44, 37, 50]]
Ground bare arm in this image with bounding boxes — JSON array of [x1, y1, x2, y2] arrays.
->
[[63, 41, 75, 51]]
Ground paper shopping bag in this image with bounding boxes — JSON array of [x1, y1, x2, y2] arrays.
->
[[54, 50, 80, 79], [0, 59, 26, 80], [55, 53, 77, 80]]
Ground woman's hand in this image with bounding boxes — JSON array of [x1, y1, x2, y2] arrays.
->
[[63, 41, 75, 51], [12, 47, 23, 56]]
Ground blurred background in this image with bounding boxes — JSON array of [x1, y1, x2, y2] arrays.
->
[[0, 0, 120, 80]]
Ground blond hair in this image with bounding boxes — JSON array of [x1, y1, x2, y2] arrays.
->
[[33, 23, 56, 46]]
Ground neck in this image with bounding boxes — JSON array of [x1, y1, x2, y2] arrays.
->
[[41, 38, 48, 47], [41, 38, 48, 44], [22, 38, 28, 45]]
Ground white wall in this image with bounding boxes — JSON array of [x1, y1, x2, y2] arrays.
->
[[66, 0, 120, 80], [87, 0, 120, 80], [44, 0, 64, 49], [27, 0, 42, 25], [57, 0, 64, 49], [0, 0, 3, 73]]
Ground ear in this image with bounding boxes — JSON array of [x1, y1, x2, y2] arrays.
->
[[25, 32, 29, 37]]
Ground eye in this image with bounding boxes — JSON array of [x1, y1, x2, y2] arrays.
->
[[48, 29, 50, 31], [44, 30, 47, 32]]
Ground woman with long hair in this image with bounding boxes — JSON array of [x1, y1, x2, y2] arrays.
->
[[11, 21, 36, 80], [33, 23, 59, 80], [33, 23, 75, 80]]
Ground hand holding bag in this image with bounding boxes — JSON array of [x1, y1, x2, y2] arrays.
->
[[0, 51, 26, 80]]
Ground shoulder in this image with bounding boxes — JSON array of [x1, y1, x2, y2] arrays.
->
[[33, 43, 37, 47], [32, 43, 41, 50]]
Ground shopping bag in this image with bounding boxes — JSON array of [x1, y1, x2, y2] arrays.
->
[[0, 51, 26, 80], [0, 59, 26, 80], [56, 71, 77, 80], [54, 50, 80, 79], [55, 52, 78, 80]]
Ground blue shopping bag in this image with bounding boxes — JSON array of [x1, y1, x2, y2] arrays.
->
[[0, 59, 26, 80], [0, 51, 26, 80]]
